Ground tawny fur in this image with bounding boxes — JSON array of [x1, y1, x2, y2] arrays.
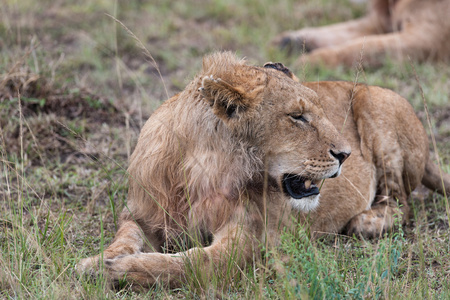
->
[[273, 0, 450, 67], [78, 52, 450, 289]]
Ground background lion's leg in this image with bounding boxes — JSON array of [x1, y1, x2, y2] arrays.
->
[[297, 28, 437, 68], [272, 14, 381, 54], [104, 222, 258, 289]]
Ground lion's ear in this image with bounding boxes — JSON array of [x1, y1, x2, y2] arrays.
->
[[263, 62, 299, 82], [199, 76, 248, 119]]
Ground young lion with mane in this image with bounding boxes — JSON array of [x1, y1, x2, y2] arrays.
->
[[78, 52, 450, 288]]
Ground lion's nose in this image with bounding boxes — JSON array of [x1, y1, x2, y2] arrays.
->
[[330, 149, 350, 165]]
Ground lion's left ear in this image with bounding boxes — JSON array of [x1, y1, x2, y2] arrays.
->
[[199, 76, 261, 119], [263, 62, 299, 82]]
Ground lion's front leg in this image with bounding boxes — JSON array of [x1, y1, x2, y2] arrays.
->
[[77, 220, 146, 274], [104, 222, 258, 289]]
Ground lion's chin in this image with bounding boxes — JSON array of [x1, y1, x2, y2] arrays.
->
[[289, 194, 320, 212]]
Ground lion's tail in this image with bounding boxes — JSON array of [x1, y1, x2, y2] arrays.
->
[[421, 158, 450, 196]]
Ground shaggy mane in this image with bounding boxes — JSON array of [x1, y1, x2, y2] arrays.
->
[[123, 52, 264, 243], [201, 51, 246, 79]]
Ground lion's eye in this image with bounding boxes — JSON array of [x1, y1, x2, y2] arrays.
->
[[289, 114, 308, 123]]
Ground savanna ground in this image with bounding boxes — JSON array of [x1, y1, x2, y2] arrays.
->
[[1, 0, 449, 298]]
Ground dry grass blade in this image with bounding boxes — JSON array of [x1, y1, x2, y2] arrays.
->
[[105, 13, 169, 100]]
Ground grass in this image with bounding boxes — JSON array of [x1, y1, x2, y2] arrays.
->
[[1, 0, 449, 298]]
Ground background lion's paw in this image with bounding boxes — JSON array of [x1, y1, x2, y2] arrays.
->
[[271, 31, 311, 55]]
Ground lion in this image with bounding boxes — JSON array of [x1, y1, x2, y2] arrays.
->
[[273, 0, 450, 67], [77, 52, 450, 289]]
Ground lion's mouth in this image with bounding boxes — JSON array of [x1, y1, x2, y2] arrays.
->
[[282, 174, 320, 199]]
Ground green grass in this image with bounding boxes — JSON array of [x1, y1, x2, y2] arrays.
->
[[1, 0, 450, 298]]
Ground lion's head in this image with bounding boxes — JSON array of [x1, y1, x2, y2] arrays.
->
[[198, 52, 351, 212]]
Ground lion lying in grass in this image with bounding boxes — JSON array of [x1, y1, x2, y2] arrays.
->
[[78, 52, 450, 288], [273, 0, 450, 67]]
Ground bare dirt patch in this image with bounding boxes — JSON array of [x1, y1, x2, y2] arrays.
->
[[0, 56, 140, 166]]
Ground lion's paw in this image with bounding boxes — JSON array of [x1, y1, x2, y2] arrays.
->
[[271, 31, 314, 54], [345, 206, 396, 239], [103, 257, 128, 280], [76, 255, 102, 280], [103, 255, 157, 289]]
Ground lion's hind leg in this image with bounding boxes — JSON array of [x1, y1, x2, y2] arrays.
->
[[344, 151, 411, 239], [345, 156, 411, 239], [343, 86, 423, 239]]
